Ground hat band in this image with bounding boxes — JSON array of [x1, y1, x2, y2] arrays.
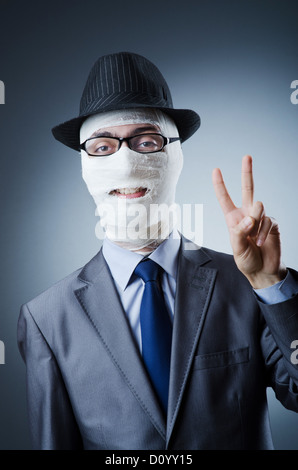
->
[[81, 91, 170, 115]]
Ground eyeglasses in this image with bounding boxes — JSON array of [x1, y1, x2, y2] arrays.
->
[[79, 133, 180, 157]]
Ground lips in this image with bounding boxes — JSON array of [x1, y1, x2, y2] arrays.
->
[[109, 187, 148, 199]]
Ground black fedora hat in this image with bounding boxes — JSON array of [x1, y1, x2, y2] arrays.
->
[[52, 52, 201, 151]]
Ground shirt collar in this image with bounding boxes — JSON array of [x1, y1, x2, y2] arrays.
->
[[102, 229, 181, 291]]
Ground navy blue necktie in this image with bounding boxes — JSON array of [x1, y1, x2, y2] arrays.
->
[[134, 259, 172, 415]]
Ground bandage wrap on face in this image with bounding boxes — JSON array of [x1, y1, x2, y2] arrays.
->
[[80, 108, 183, 250]]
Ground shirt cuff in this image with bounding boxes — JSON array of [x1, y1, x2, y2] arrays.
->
[[254, 270, 298, 304]]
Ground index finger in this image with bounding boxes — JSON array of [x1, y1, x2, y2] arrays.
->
[[212, 167, 236, 215], [241, 155, 254, 208]]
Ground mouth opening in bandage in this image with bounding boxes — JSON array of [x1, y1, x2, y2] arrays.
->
[[109, 187, 149, 199]]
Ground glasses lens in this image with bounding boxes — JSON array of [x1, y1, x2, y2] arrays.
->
[[130, 134, 164, 153], [85, 137, 119, 156]]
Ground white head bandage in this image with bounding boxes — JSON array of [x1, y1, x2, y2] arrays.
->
[[80, 108, 183, 250]]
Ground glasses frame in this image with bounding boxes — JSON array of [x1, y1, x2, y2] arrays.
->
[[79, 133, 181, 157]]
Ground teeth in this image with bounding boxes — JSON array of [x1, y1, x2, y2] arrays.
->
[[116, 187, 144, 195]]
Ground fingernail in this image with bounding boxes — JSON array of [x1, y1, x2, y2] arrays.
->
[[256, 237, 263, 246]]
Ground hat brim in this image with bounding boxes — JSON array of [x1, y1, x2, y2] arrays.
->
[[52, 104, 201, 151]]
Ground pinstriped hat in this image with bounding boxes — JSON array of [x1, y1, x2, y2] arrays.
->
[[52, 52, 201, 151]]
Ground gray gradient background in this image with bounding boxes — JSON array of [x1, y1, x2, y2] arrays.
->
[[0, 0, 298, 450]]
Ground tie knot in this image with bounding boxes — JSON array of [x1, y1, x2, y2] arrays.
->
[[134, 259, 161, 283]]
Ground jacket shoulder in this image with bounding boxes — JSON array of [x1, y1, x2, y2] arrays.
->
[[181, 239, 251, 292], [181, 236, 236, 268], [21, 249, 104, 322]]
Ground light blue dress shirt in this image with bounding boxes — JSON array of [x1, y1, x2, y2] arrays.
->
[[102, 231, 297, 351], [102, 230, 180, 350]]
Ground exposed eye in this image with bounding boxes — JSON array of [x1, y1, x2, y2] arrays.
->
[[86, 137, 119, 156], [131, 134, 164, 153]]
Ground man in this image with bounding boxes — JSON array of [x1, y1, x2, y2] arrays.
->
[[17, 51, 298, 450]]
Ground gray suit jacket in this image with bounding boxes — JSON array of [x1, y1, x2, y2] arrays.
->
[[17, 237, 298, 450]]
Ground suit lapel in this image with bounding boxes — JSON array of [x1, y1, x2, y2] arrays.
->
[[74, 250, 166, 440], [166, 237, 217, 444]]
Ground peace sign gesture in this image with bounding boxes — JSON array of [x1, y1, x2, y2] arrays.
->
[[212, 155, 287, 289]]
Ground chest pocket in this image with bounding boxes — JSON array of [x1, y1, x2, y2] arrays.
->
[[193, 346, 249, 370]]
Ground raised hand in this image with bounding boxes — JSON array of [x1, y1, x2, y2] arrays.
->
[[212, 155, 287, 288]]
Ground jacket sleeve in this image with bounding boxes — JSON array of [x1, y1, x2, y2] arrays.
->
[[258, 269, 298, 412], [17, 303, 83, 450]]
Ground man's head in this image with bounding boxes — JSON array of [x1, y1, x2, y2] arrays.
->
[[51, 52, 201, 250]]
